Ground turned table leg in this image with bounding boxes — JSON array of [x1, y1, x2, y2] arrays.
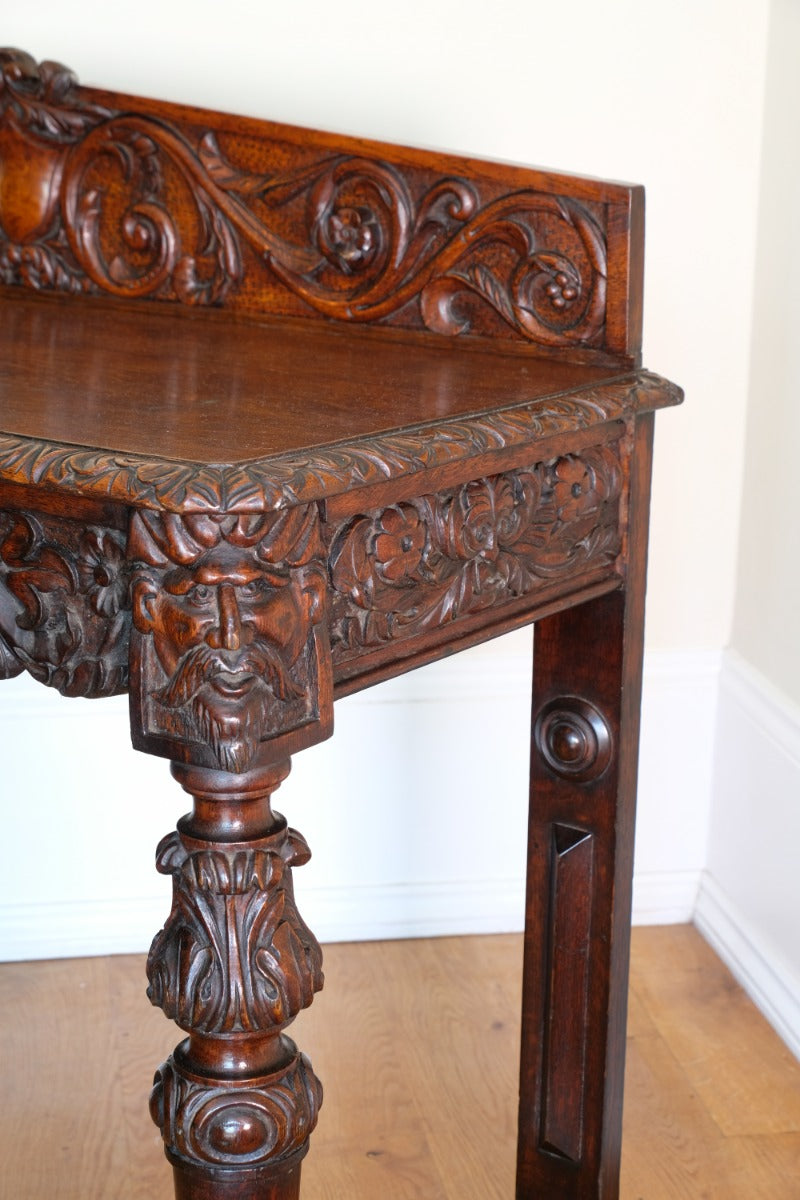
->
[[516, 415, 654, 1198], [147, 758, 323, 1200]]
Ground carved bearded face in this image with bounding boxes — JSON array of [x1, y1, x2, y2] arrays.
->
[[133, 542, 320, 773]]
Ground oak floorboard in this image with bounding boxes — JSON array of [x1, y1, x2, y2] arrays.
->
[[296, 941, 449, 1199], [371, 936, 519, 1200], [2, 926, 800, 1199], [628, 925, 800, 1137]]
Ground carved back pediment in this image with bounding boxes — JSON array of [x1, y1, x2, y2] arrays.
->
[[0, 48, 643, 366]]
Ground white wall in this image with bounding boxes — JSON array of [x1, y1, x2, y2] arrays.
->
[[0, 641, 720, 959], [697, 0, 800, 1060], [0, 2, 770, 961], [730, 0, 800, 706]]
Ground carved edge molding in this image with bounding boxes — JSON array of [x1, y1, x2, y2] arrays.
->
[[0, 372, 681, 515]]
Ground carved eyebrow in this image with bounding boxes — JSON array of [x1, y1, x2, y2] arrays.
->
[[162, 568, 196, 595], [161, 564, 291, 593]]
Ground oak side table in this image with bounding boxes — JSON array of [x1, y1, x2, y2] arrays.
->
[[0, 49, 681, 1200]]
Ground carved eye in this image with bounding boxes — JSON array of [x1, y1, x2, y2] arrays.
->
[[186, 583, 213, 606], [239, 578, 270, 600]]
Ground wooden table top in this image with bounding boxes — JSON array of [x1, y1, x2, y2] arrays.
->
[[0, 289, 680, 515], [0, 288, 630, 464]]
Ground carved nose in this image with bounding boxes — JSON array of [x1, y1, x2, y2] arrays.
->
[[209, 583, 242, 651]]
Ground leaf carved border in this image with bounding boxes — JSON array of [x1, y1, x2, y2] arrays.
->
[[0, 372, 680, 515], [0, 49, 614, 349]]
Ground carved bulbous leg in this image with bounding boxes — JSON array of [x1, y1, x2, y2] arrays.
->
[[148, 759, 323, 1200]]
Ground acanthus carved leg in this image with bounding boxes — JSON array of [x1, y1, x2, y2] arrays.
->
[[148, 759, 323, 1200]]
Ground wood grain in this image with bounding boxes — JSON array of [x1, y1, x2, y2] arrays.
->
[[2, 926, 799, 1200]]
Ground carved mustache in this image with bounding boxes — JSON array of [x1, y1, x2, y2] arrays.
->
[[155, 641, 303, 710]]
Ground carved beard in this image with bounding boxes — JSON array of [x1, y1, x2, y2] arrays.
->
[[191, 691, 270, 774], [155, 642, 304, 772]]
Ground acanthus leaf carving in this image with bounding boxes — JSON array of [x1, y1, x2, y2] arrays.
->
[[147, 821, 323, 1036], [0, 50, 111, 288], [0, 629, 23, 679]]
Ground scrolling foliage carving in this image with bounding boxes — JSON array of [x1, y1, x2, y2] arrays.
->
[[129, 505, 331, 771], [0, 508, 129, 696], [147, 821, 323, 1035], [0, 50, 112, 292], [0, 49, 607, 347], [328, 444, 622, 658]]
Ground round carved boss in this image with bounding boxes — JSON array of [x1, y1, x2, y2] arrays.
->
[[533, 697, 612, 783]]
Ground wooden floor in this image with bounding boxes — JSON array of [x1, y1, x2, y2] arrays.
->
[[1, 926, 799, 1199]]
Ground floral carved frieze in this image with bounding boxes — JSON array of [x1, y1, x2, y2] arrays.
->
[[128, 506, 332, 771], [0, 49, 607, 348], [0, 508, 129, 696], [327, 444, 623, 659], [147, 821, 323, 1035]]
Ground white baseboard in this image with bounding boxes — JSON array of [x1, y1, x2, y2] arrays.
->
[[695, 873, 800, 1060], [697, 649, 800, 1060], [1, 867, 704, 962], [632, 869, 702, 925], [720, 647, 800, 761], [0, 897, 168, 963], [0, 879, 529, 961]]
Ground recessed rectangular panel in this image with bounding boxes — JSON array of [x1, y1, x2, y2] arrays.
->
[[539, 823, 594, 1162]]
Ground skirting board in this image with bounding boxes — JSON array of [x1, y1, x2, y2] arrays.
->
[[695, 874, 800, 1062], [0, 868, 706, 962], [0, 642, 719, 961], [695, 649, 800, 1061]]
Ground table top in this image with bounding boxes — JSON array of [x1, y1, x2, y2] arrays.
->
[[0, 289, 678, 514], [0, 288, 627, 461]]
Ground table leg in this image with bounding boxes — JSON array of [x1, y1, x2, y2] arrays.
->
[[516, 415, 654, 1198], [147, 758, 323, 1200]]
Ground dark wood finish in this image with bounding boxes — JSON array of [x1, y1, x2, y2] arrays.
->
[[0, 48, 681, 1200], [149, 759, 322, 1198], [517, 413, 655, 1197]]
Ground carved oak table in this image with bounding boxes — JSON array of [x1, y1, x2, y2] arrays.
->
[[0, 49, 681, 1200]]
